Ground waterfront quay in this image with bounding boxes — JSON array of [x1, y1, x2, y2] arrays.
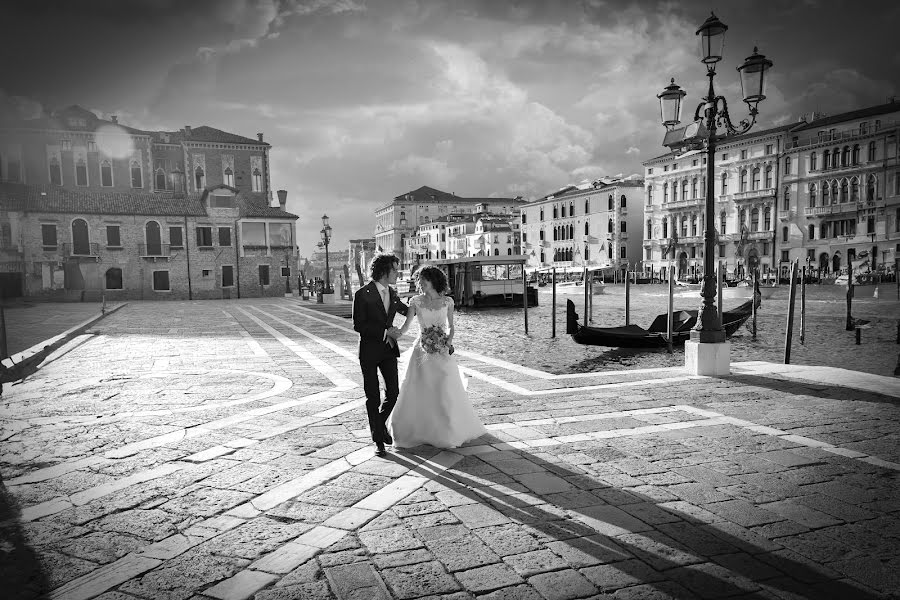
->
[[2, 298, 900, 600]]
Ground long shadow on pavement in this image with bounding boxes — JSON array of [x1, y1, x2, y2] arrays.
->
[[383, 435, 889, 599], [0, 479, 51, 600], [720, 373, 900, 407]]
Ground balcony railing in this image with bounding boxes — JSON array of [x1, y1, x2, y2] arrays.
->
[[139, 243, 171, 257], [746, 231, 773, 240], [678, 236, 703, 244], [778, 210, 792, 220], [662, 197, 704, 210], [732, 188, 776, 202], [790, 121, 899, 148], [61, 242, 100, 257], [803, 202, 865, 218]]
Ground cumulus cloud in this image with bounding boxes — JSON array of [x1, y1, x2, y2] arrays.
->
[[626, 146, 640, 155], [389, 155, 458, 187]]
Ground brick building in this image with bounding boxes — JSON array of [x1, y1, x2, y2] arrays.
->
[[0, 105, 297, 299]]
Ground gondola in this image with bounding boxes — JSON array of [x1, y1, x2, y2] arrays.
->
[[566, 295, 760, 348]]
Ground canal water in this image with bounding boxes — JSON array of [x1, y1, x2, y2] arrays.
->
[[449, 282, 900, 377]]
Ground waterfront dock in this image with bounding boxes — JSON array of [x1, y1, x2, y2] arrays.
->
[[2, 297, 899, 599]]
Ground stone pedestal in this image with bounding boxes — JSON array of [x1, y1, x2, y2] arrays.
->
[[321, 293, 336, 305], [685, 340, 731, 376]]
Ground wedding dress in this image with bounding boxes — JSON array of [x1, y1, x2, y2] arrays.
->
[[387, 295, 487, 449]]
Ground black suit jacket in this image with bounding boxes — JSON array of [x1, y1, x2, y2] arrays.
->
[[353, 281, 409, 363]]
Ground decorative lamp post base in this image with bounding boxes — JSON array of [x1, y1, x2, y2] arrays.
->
[[685, 340, 731, 376]]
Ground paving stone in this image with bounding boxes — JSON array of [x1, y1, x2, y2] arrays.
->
[[204, 569, 278, 600], [572, 504, 653, 537], [476, 584, 545, 600], [372, 548, 435, 569], [254, 581, 333, 600], [449, 503, 510, 528], [324, 562, 390, 600], [514, 471, 575, 494], [614, 531, 704, 571], [199, 517, 312, 560], [757, 499, 843, 529], [119, 550, 249, 600], [710, 552, 787, 581], [380, 560, 461, 599], [266, 500, 343, 523], [455, 563, 523, 593], [474, 524, 542, 557], [703, 500, 783, 527], [667, 561, 761, 597], [424, 533, 501, 572], [57, 531, 146, 564], [358, 526, 424, 554], [610, 581, 700, 599], [580, 559, 665, 591], [528, 568, 598, 599], [92, 508, 179, 541], [503, 549, 569, 577], [400, 511, 460, 530]]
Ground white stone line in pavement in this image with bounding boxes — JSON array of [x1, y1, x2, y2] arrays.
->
[[238, 328, 268, 357], [237, 306, 357, 388], [248, 305, 358, 362]]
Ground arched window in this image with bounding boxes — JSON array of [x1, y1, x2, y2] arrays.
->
[[764, 207, 771, 230], [782, 226, 789, 243], [130, 160, 142, 188], [681, 180, 688, 199], [740, 169, 748, 192], [681, 215, 688, 237], [195, 166, 205, 190], [831, 148, 839, 168], [493, 248, 500, 256], [561, 204, 566, 218], [852, 144, 860, 164], [584, 222, 589, 235], [721, 172, 728, 195], [672, 181, 678, 202], [750, 208, 759, 232], [784, 186, 791, 209], [809, 183, 817, 208], [608, 219, 613, 233], [842, 146, 850, 166], [663, 183, 668, 203], [72, 218, 90, 255], [647, 220, 652, 239], [585, 199, 590, 213], [765, 165, 772, 188], [621, 194, 627, 208], [569, 201, 574, 216], [868, 141, 877, 161], [539, 228, 544, 241], [0, 222, 11, 248], [100, 159, 113, 187], [49, 156, 62, 185], [647, 186, 653, 205], [752, 167, 760, 190], [568, 224, 574, 239], [662, 219, 668, 238], [822, 182, 829, 204], [784, 156, 791, 175], [584, 245, 589, 260], [822, 150, 830, 169], [719, 211, 726, 234], [866, 174, 876, 201], [145, 221, 162, 255], [831, 181, 838, 204], [810, 152, 817, 171], [851, 177, 859, 202], [608, 194, 614, 210], [691, 177, 698, 198], [808, 224, 815, 240], [507, 248, 512, 255], [539, 208, 544, 221], [155, 168, 167, 190], [552, 227, 557, 241], [251, 167, 262, 192], [840, 179, 848, 203], [621, 221, 627, 233], [105, 267, 123, 290], [540, 250, 545, 263], [223, 167, 234, 187], [739, 208, 747, 228], [75, 157, 88, 186], [690, 215, 698, 236]]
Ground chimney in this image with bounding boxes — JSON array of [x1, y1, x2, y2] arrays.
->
[[110, 115, 118, 124], [184, 125, 192, 138], [277, 189, 287, 210], [257, 132, 264, 142]]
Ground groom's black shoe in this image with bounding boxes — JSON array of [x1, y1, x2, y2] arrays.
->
[[375, 442, 387, 457], [383, 428, 393, 446]]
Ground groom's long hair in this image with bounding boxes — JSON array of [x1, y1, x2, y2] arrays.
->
[[369, 253, 399, 282]]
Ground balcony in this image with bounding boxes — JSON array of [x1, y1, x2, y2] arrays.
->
[[803, 202, 865, 218], [678, 236, 703, 245], [139, 243, 171, 258], [778, 210, 792, 221], [790, 121, 899, 148], [61, 242, 100, 258], [746, 231, 773, 240], [732, 188, 776, 203], [662, 197, 704, 210]]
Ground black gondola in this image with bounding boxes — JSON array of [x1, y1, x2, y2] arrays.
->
[[566, 296, 759, 348]]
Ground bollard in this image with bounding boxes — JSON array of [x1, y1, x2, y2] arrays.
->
[[874, 286, 879, 299], [101, 294, 107, 315], [0, 304, 8, 361], [856, 327, 861, 345]]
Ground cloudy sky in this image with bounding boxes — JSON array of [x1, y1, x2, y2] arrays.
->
[[3, 0, 899, 255]]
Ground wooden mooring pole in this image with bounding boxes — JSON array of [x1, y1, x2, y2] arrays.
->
[[752, 268, 758, 340], [667, 265, 674, 354], [0, 304, 8, 361], [551, 268, 557, 338], [625, 270, 631, 325], [583, 267, 589, 327], [845, 266, 855, 331], [784, 260, 798, 364], [523, 268, 529, 335], [800, 266, 806, 345]]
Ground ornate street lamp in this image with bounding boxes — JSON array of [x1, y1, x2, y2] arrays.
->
[[657, 12, 772, 370], [320, 214, 333, 294]]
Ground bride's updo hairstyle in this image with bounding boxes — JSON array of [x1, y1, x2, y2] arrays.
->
[[417, 265, 448, 294]]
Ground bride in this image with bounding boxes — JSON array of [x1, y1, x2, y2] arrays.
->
[[387, 265, 487, 449]]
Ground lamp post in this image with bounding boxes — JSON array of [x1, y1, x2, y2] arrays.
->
[[320, 214, 333, 294], [657, 12, 772, 371]]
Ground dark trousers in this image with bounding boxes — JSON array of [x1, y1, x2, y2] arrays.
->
[[360, 356, 399, 443]]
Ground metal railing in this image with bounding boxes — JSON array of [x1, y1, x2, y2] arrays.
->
[[732, 188, 776, 202], [60, 242, 100, 257], [139, 243, 171, 257]]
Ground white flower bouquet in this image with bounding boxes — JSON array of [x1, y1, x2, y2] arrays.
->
[[419, 325, 450, 354]]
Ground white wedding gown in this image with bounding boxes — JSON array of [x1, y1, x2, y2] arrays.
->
[[387, 295, 487, 449]]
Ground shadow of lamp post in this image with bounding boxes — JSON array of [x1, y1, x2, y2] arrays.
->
[[657, 12, 772, 374]]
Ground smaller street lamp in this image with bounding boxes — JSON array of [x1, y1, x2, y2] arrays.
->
[[320, 214, 333, 294]]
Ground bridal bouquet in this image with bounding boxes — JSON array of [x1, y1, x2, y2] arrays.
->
[[420, 325, 450, 354]]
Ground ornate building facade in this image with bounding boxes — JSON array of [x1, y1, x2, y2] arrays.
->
[[0, 105, 297, 299], [519, 178, 645, 275]]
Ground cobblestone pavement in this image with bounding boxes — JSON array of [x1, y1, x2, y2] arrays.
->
[[3, 301, 115, 357], [2, 297, 899, 600]]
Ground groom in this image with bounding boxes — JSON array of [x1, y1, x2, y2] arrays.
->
[[353, 253, 408, 457]]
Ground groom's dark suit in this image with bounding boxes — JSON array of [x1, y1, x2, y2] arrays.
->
[[353, 281, 409, 443]]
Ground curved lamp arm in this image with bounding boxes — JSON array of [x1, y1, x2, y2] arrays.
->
[[713, 95, 758, 136]]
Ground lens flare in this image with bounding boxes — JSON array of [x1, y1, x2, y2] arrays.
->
[[95, 124, 134, 159]]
